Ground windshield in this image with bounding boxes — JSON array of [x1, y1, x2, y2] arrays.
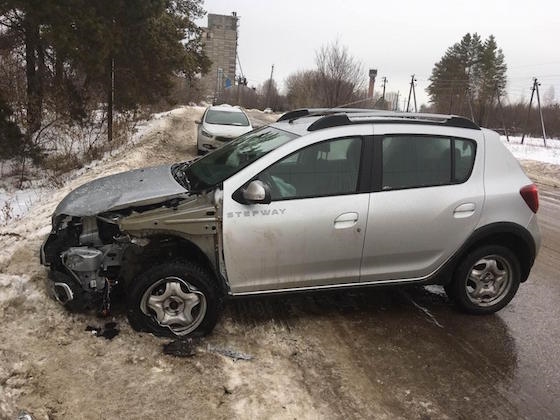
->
[[187, 126, 297, 190], [205, 109, 250, 126]]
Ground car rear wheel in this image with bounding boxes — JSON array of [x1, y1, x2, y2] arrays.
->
[[447, 245, 521, 314], [127, 261, 220, 337]]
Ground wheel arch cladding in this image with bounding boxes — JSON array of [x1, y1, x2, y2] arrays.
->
[[457, 223, 536, 283], [124, 234, 228, 294]]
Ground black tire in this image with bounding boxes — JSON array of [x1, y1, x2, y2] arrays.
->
[[126, 261, 220, 338], [443, 282, 455, 301], [197, 148, 205, 156], [448, 245, 521, 315]]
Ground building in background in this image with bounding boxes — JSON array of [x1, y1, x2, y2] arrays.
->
[[200, 12, 238, 101]]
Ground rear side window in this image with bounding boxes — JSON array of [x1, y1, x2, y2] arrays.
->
[[382, 135, 475, 190], [454, 139, 476, 182]]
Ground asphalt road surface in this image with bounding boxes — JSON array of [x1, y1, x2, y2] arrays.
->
[[220, 143, 560, 418]]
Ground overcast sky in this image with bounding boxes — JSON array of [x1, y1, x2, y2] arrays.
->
[[201, 0, 560, 107]]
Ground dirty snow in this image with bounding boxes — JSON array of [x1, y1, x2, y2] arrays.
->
[[0, 107, 558, 419], [1, 106, 330, 420]]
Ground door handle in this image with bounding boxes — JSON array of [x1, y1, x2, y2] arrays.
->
[[334, 212, 358, 229], [453, 203, 476, 218]]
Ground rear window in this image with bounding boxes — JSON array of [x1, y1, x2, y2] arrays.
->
[[382, 135, 476, 190], [205, 109, 250, 126]]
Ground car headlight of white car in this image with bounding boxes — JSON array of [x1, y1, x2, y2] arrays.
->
[[201, 128, 212, 138]]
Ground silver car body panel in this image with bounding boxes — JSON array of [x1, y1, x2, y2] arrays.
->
[[476, 129, 541, 244], [360, 124, 485, 281], [222, 122, 538, 295], [42, 112, 541, 308], [54, 165, 187, 216], [222, 124, 373, 294]]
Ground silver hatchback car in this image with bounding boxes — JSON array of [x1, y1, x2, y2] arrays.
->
[[41, 109, 540, 338]]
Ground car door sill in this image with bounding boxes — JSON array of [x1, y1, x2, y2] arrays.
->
[[229, 276, 430, 297]]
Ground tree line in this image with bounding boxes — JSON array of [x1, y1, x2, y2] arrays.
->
[[223, 34, 559, 140], [218, 41, 367, 112], [0, 0, 209, 163], [425, 32, 558, 139], [1, 10, 559, 173]]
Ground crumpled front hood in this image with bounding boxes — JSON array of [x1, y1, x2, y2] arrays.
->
[[54, 165, 188, 217]]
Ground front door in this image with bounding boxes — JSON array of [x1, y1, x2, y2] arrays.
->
[[222, 136, 369, 294]]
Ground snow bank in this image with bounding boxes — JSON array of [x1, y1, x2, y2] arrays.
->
[[0, 106, 192, 227], [502, 135, 560, 165]]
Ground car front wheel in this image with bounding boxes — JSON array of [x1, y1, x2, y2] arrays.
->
[[447, 245, 521, 314], [127, 262, 220, 337]]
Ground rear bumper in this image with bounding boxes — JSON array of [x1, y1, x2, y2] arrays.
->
[[526, 213, 542, 257]]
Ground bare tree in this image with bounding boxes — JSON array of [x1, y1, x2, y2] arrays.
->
[[314, 40, 365, 107], [285, 41, 365, 109], [285, 70, 321, 108]]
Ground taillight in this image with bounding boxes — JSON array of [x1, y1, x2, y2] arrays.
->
[[520, 184, 539, 213]]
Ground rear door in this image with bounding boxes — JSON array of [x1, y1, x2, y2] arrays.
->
[[360, 125, 485, 282]]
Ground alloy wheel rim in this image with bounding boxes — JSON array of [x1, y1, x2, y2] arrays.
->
[[140, 276, 207, 335], [465, 254, 512, 307]]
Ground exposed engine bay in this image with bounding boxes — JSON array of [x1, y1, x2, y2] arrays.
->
[[40, 190, 223, 316], [42, 213, 131, 313]]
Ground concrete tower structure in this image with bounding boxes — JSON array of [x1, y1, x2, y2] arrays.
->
[[200, 12, 239, 100]]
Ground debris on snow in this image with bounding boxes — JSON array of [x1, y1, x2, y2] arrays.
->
[[207, 344, 254, 361], [85, 322, 120, 340], [162, 338, 199, 358]]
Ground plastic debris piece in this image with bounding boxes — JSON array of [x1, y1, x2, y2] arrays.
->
[[207, 344, 253, 361], [85, 323, 120, 340], [17, 411, 34, 420], [163, 339, 198, 357]]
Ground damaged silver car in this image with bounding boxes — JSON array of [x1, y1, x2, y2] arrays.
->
[[41, 109, 541, 338]]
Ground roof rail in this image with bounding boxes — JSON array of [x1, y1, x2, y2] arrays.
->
[[276, 108, 375, 122], [277, 108, 480, 130], [306, 111, 480, 131]]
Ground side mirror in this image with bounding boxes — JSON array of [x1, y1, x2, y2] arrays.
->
[[195, 120, 202, 125], [234, 180, 272, 204]]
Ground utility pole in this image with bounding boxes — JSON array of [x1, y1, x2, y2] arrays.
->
[[236, 52, 245, 106], [394, 91, 400, 111], [381, 77, 387, 102], [236, 76, 241, 106], [406, 75, 417, 112], [522, 78, 547, 146], [266, 64, 274, 108]]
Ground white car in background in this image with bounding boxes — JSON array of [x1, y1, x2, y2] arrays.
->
[[196, 105, 253, 154]]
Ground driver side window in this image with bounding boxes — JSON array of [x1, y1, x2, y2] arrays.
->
[[260, 137, 362, 200]]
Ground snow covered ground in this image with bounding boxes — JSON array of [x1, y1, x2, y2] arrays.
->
[[0, 107, 557, 419], [502, 135, 560, 165], [0, 107, 201, 226]]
